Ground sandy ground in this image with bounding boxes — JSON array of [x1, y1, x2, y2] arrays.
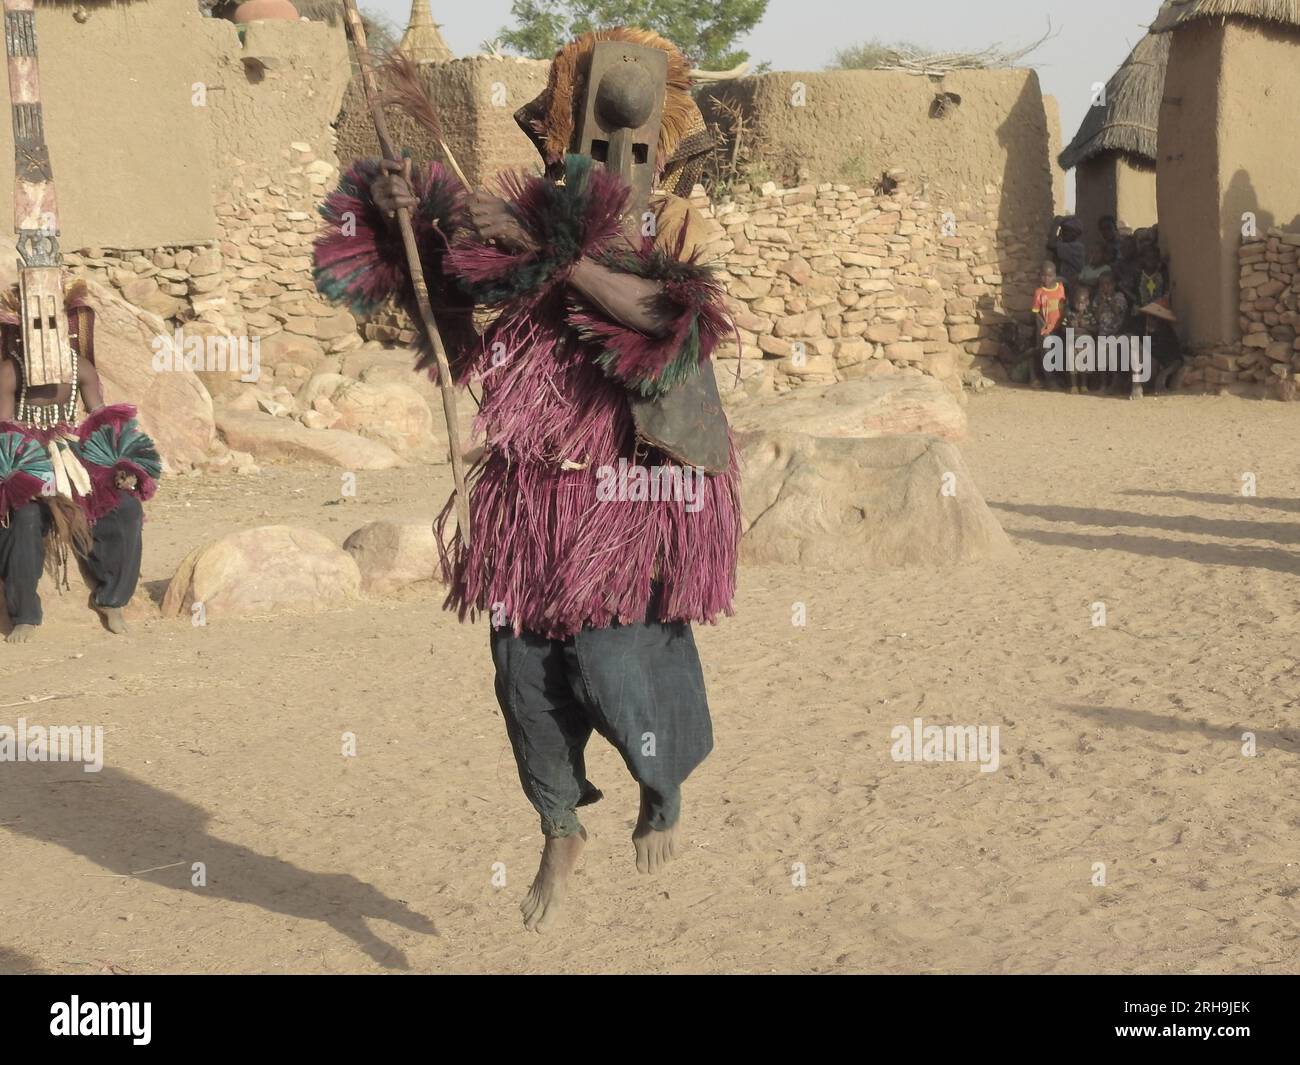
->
[[2, 387, 1299, 975]]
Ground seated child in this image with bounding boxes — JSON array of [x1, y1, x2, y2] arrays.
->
[[1062, 283, 1096, 394], [1093, 272, 1131, 393], [1133, 300, 1184, 399]]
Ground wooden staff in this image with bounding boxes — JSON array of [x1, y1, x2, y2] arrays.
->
[[340, 0, 471, 547]]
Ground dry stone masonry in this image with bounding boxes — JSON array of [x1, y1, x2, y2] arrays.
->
[[1195, 228, 1300, 398], [689, 175, 1040, 399]]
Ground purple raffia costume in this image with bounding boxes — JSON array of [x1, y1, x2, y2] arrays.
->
[[313, 28, 738, 839]]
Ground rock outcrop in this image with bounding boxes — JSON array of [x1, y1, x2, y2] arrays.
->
[[215, 409, 401, 469], [728, 376, 968, 442], [739, 431, 1014, 569]]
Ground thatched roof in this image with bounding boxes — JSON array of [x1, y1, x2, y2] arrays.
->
[[1058, 33, 1168, 170], [398, 0, 454, 63], [1151, 0, 1300, 33]]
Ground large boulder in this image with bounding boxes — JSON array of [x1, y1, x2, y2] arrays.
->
[[89, 277, 227, 471], [728, 376, 968, 442], [336, 346, 479, 463], [162, 525, 361, 619], [343, 520, 440, 595], [215, 409, 402, 469], [739, 431, 1014, 569]]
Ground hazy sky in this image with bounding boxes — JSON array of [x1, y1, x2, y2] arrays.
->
[[369, 0, 1168, 205]]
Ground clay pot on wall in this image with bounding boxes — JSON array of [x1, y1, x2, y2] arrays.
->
[[232, 0, 300, 21]]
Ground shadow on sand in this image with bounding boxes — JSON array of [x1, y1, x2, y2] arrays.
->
[[1120, 489, 1300, 516], [1059, 702, 1300, 754], [0, 945, 45, 975], [0, 763, 436, 970], [989, 500, 1300, 546]]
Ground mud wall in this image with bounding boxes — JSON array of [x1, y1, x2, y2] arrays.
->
[[334, 56, 549, 187], [0, 0, 217, 249], [1159, 19, 1300, 353], [1076, 153, 1157, 239], [698, 69, 1055, 226], [1042, 93, 1066, 214]]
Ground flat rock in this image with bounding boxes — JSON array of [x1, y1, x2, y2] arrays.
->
[[161, 525, 361, 619], [342, 520, 439, 595], [739, 431, 1014, 569], [215, 409, 401, 469], [729, 376, 968, 442]]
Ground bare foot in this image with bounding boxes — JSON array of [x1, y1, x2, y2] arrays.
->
[[5, 624, 37, 644], [632, 793, 679, 874], [96, 606, 127, 634], [521, 828, 586, 933]]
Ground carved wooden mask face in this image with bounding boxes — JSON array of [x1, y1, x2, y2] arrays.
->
[[18, 266, 74, 387], [573, 41, 667, 218]]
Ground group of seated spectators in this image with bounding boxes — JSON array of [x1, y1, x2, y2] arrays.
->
[[1029, 215, 1183, 397]]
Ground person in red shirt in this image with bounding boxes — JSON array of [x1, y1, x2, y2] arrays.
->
[[1031, 260, 1067, 388]]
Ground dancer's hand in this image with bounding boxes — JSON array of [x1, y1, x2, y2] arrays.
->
[[466, 191, 537, 254], [372, 159, 417, 218]]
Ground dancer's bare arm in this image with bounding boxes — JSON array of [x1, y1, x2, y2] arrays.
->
[[79, 357, 105, 412], [0, 359, 15, 421]]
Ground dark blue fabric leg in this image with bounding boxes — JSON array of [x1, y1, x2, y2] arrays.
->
[[567, 611, 713, 832], [489, 627, 595, 838], [83, 490, 143, 609], [0, 502, 47, 626]]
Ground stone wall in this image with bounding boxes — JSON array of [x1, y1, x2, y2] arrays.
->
[[63, 143, 356, 400], [690, 174, 1038, 398], [1183, 227, 1300, 396]]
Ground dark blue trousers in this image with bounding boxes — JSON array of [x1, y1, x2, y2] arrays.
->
[[489, 595, 714, 838], [0, 492, 143, 626]]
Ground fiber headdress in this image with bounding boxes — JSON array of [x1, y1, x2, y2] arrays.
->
[[513, 27, 715, 198]]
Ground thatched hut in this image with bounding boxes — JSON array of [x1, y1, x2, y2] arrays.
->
[[398, 0, 454, 63], [1152, 0, 1300, 353], [1058, 33, 1167, 240]]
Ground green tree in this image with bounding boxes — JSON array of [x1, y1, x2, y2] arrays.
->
[[492, 0, 767, 69]]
